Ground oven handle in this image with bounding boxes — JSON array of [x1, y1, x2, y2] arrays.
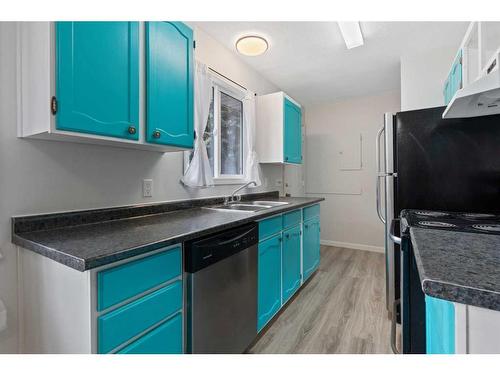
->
[[389, 219, 401, 245], [391, 299, 401, 354]]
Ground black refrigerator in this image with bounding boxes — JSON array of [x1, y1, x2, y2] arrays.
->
[[375, 106, 500, 353]]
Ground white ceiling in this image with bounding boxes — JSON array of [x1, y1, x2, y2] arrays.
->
[[193, 22, 469, 105]]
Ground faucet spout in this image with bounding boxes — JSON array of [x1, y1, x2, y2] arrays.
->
[[225, 181, 257, 205]]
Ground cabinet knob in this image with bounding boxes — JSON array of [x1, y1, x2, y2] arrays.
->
[[305, 224, 308, 229], [285, 156, 289, 161], [128, 126, 136, 135], [285, 233, 290, 239], [152, 130, 161, 139]]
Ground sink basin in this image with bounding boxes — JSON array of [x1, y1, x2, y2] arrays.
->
[[205, 203, 272, 213], [247, 201, 289, 207]]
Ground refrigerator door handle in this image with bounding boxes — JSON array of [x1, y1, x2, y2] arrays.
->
[[376, 125, 386, 224]]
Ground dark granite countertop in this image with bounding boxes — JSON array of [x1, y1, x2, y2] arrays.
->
[[12, 192, 323, 271], [401, 214, 500, 311]]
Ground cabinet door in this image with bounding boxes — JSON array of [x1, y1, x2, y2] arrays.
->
[[56, 22, 139, 139], [117, 313, 182, 354], [426, 296, 455, 354], [258, 234, 282, 332], [146, 22, 194, 148], [282, 225, 302, 303], [283, 98, 302, 164], [303, 218, 320, 281]]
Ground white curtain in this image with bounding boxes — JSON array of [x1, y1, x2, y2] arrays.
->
[[243, 92, 262, 186], [181, 62, 214, 187]]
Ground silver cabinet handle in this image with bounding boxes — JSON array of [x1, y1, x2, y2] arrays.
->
[[375, 125, 386, 224], [391, 299, 401, 354]]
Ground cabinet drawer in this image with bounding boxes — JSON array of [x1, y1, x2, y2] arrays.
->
[[282, 209, 301, 229], [303, 204, 320, 221], [98, 281, 182, 353], [259, 215, 283, 240], [97, 247, 181, 311], [117, 313, 183, 354]]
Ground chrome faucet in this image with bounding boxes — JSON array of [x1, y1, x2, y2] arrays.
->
[[224, 181, 257, 205]]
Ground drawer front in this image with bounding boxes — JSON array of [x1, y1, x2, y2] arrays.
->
[[97, 246, 181, 311], [117, 313, 183, 354], [259, 214, 283, 240], [98, 281, 182, 353], [282, 209, 301, 229], [303, 204, 320, 221]]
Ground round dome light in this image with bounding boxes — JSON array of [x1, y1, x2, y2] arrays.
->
[[235, 35, 268, 56]]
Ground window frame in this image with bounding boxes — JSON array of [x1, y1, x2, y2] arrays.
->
[[184, 73, 248, 185]]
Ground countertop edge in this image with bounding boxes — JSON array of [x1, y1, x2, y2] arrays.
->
[[409, 226, 500, 312], [13, 197, 325, 272]]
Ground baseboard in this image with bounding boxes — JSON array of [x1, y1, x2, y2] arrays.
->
[[320, 240, 384, 253]]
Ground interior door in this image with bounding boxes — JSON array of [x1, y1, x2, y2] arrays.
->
[[146, 22, 194, 148], [56, 22, 139, 139], [283, 98, 302, 163]]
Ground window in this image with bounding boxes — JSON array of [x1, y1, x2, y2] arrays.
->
[[187, 75, 247, 184]]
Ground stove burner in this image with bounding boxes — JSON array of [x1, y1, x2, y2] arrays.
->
[[414, 211, 449, 218], [472, 224, 500, 233], [461, 213, 496, 219], [418, 221, 458, 228]]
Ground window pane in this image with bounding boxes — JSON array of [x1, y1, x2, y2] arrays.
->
[[203, 88, 215, 176], [220, 91, 243, 175]]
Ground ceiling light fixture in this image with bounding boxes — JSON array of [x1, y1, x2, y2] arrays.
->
[[235, 35, 269, 56], [338, 22, 364, 49]]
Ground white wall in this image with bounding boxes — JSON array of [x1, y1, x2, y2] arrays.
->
[[400, 46, 458, 111], [0, 22, 283, 353], [305, 90, 401, 252]]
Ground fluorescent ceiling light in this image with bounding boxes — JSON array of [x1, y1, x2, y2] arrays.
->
[[236, 35, 269, 56], [338, 22, 364, 49]]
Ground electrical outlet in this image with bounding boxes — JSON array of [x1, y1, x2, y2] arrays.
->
[[143, 179, 153, 198]]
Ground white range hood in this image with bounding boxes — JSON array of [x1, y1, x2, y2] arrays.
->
[[443, 66, 500, 119]]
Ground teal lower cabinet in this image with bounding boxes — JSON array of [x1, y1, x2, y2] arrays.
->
[[426, 295, 455, 354], [118, 313, 183, 354], [282, 225, 302, 303], [257, 234, 283, 332], [256, 204, 321, 333], [303, 217, 320, 281], [95, 246, 184, 354]]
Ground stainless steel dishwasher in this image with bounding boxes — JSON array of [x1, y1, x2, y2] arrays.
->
[[185, 223, 258, 354]]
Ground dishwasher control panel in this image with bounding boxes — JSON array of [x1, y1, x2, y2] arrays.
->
[[184, 223, 258, 273]]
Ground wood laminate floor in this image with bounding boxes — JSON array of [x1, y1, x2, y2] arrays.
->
[[248, 245, 393, 354]]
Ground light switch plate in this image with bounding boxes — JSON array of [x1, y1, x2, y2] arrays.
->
[[143, 179, 153, 198]]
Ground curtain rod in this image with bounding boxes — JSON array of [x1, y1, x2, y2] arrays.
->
[[208, 67, 250, 93]]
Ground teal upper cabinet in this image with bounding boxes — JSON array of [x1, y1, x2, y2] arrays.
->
[[443, 50, 463, 105], [303, 217, 320, 281], [258, 234, 282, 332], [282, 225, 302, 303], [426, 295, 455, 354], [283, 98, 302, 164], [256, 92, 302, 164], [55, 22, 139, 140], [146, 22, 194, 148]]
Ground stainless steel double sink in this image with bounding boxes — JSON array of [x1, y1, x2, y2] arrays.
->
[[205, 200, 289, 213]]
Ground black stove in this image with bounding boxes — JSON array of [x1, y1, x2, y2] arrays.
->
[[404, 210, 500, 235]]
